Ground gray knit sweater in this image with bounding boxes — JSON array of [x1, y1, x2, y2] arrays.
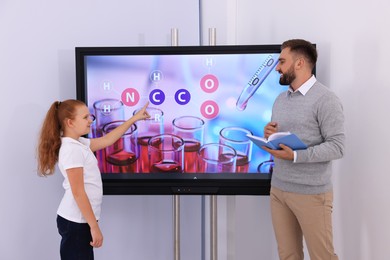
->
[[271, 80, 345, 194]]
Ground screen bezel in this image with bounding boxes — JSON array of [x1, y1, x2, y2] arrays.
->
[[75, 44, 283, 195]]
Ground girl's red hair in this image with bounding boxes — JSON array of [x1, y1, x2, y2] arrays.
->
[[37, 99, 85, 176]]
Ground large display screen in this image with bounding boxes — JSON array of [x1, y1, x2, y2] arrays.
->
[[76, 45, 288, 195]]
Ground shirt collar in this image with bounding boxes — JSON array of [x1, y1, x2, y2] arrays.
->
[[287, 75, 317, 96], [61, 136, 89, 147]]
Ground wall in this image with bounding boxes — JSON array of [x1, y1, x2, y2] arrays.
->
[[202, 0, 390, 259], [0, 1, 201, 259], [2, 0, 390, 259]]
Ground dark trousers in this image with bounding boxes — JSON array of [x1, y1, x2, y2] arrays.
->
[[57, 215, 94, 260]]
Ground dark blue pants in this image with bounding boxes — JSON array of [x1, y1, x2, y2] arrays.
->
[[57, 215, 94, 260]]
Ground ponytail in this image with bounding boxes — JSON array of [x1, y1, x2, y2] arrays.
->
[[37, 99, 85, 176]]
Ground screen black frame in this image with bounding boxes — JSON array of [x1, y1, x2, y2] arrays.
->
[[75, 44, 284, 195]]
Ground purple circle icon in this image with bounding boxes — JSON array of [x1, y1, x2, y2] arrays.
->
[[149, 89, 165, 105], [174, 89, 191, 105]]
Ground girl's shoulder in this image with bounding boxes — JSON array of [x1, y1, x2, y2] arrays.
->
[[60, 137, 91, 151], [78, 136, 91, 147]]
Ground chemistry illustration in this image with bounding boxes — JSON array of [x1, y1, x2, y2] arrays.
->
[[85, 53, 285, 174]]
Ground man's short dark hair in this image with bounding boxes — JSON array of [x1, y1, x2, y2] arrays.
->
[[281, 39, 317, 69]]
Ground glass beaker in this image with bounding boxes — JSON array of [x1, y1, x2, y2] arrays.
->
[[197, 143, 237, 173], [172, 116, 205, 173], [219, 126, 253, 173], [148, 134, 184, 173], [102, 121, 139, 173]]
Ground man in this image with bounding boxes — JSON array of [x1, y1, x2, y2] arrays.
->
[[263, 39, 345, 260]]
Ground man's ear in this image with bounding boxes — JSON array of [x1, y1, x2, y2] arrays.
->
[[295, 57, 305, 70]]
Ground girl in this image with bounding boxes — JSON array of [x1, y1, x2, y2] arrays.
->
[[37, 99, 150, 259]]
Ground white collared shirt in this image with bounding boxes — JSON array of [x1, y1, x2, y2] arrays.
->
[[57, 137, 103, 223], [288, 75, 317, 96]]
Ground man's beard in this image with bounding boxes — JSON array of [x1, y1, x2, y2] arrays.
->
[[279, 66, 296, 86]]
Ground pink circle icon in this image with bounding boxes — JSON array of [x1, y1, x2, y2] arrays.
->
[[121, 88, 140, 106], [200, 100, 219, 119], [200, 74, 219, 93]]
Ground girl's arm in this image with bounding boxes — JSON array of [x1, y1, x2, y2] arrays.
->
[[67, 167, 103, 248], [90, 102, 150, 152]]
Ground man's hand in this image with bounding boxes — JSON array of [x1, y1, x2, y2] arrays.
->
[[264, 122, 278, 139], [262, 144, 294, 161]]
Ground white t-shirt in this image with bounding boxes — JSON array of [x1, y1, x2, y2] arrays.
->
[[57, 137, 103, 223]]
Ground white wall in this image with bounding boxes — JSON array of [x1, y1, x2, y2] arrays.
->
[[0, 1, 201, 260], [202, 0, 390, 259], [2, 0, 390, 259]]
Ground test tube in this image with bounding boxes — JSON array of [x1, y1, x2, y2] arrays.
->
[[236, 54, 279, 111], [133, 107, 164, 173], [172, 116, 205, 173], [219, 126, 253, 173], [93, 99, 124, 172], [257, 156, 274, 174]]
